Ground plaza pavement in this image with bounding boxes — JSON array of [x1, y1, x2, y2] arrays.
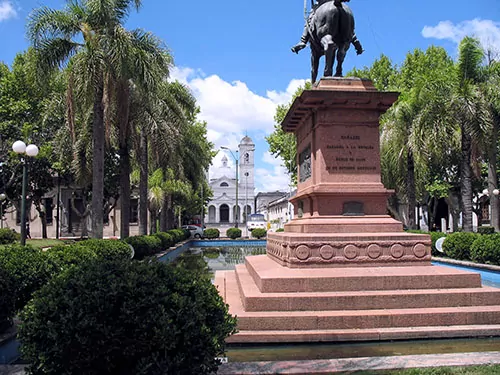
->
[[2, 352, 500, 374]]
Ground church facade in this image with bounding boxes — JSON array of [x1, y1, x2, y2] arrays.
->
[[206, 136, 255, 225]]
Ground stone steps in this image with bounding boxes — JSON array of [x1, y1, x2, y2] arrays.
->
[[226, 325, 500, 344], [245, 255, 482, 293], [235, 264, 500, 311], [223, 271, 500, 331]]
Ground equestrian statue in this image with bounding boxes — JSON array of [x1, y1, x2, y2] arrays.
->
[[292, 0, 364, 83]]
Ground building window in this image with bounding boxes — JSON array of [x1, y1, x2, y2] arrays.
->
[[130, 198, 139, 224], [220, 182, 229, 187], [44, 198, 54, 225]]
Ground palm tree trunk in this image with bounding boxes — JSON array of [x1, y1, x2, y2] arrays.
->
[[160, 198, 168, 232], [460, 130, 474, 232], [488, 120, 499, 232], [91, 83, 105, 239], [407, 150, 416, 230], [118, 81, 131, 239], [149, 209, 157, 234], [139, 126, 148, 235]]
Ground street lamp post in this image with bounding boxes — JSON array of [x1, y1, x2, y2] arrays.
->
[[221, 147, 239, 228], [12, 141, 39, 246], [0, 193, 5, 229]]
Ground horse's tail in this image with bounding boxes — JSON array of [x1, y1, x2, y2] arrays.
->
[[337, 3, 355, 43]]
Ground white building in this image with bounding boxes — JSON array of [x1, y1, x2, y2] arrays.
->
[[267, 191, 295, 231], [206, 137, 255, 225]]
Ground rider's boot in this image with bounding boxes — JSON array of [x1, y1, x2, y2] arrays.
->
[[291, 27, 309, 54]]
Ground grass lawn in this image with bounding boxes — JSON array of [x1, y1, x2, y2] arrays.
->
[[25, 238, 66, 249], [360, 365, 500, 374]]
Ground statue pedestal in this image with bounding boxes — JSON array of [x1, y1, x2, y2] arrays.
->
[[215, 78, 500, 343]]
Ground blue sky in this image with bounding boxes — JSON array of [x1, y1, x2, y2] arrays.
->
[[1, 0, 499, 192]]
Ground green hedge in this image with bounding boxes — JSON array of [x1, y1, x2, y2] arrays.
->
[[47, 240, 132, 274], [167, 229, 188, 243], [204, 228, 220, 239], [442, 232, 479, 261], [77, 239, 132, 259], [46, 245, 97, 274], [0, 228, 19, 244], [251, 228, 267, 239], [19, 258, 237, 375], [226, 228, 242, 239], [0, 245, 54, 311], [0, 266, 16, 332], [276, 228, 285, 232], [124, 235, 162, 260], [154, 232, 174, 250], [470, 234, 500, 265], [478, 226, 495, 235]]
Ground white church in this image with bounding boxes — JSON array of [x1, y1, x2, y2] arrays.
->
[[206, 136, 255, 225]]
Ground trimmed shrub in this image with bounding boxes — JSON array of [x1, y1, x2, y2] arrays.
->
[[204, 228, 220, 239], [46, 244, 97, 274], [19, 258, 237, 375], [251, 228, 267, 239], [0, 245, 54, 311], [154, 232, 174, 250], [0, 228, 19, 245], [167, 229, 185, 243], [470, 234, 500, 265], [78, 239, 132, 259], [276, 228, 285, 232], [478, 226, 495, 235], [47, 240, 133, 274], [226, 228, 242, 239], [442, 232, 479, 260], [0, 266, 16, 332], [125, 235, 162, 260]]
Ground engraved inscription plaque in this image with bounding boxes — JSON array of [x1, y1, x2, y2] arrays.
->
[[299, 144, 311, 183], [343, 201, 364, 216]]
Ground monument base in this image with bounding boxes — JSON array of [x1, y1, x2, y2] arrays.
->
[[215, 256, 500, 343], [266, 230, 431, 268], [214, 78, 500, 343]]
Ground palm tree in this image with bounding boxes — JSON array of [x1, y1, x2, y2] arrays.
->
[[380, 47, 455, 230], [28, 0, 143, 238], [482, 62, 500, 231], [451, 37, 492, 232], [106, 28, 172, 238], [131, 81, 198, 234]]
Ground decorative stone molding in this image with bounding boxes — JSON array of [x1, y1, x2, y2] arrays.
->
[[266, 233, 431, 268]]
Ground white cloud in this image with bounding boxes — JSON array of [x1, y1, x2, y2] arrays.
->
[[255, 152, 291, 192], [170, 66, 305, 191], [266, 79, 307, 105], [170, 66, 306, 142], [422, 19, 500, 53], [0, 1, 16, 22]]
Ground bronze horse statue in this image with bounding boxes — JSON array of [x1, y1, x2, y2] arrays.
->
[[292, 0, 363, 83]]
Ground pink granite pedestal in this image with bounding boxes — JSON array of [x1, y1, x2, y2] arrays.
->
[[215, 78, 500, 343]]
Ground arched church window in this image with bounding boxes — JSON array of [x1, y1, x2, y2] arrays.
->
[[244, 153, 249, 163], [220, 182, 229, 187]]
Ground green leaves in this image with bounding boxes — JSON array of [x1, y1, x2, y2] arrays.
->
[[19, 257, 237, 374]]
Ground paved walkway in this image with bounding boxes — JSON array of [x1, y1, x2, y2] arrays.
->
[[2, 351, 500, 374], [217, 351, 500, 374]]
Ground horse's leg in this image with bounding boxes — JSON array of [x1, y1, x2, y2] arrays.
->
[[321, 35, 335, 77], [311, 50, 320, 84], [335, 43, 349, 77]]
